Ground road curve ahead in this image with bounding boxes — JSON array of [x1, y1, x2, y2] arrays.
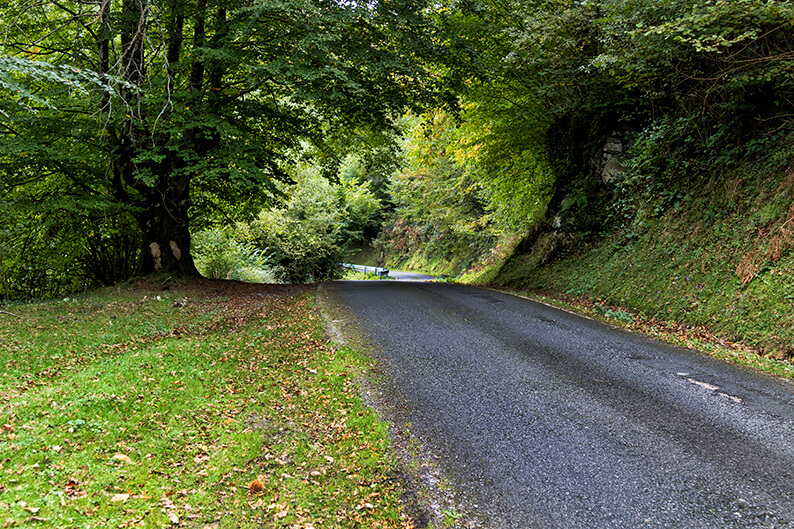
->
[[319, 281, 794, 529], [388, 269, 436, 281]]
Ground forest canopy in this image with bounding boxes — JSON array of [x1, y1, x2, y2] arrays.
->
[[2, 0, 792, 299], [0, 0, 457, 297]]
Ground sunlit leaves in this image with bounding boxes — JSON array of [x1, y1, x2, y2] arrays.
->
[[248, 169, 383, 283], [0, 57, 126, 115], [1, 0, 453, 282]]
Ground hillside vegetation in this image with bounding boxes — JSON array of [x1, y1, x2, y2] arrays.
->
[[371, 1, 794, 363], [494, 161, 794, 362], [2, 0, 792, 363]]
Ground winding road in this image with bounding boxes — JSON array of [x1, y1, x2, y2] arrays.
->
[[319, 280, 794, 528]]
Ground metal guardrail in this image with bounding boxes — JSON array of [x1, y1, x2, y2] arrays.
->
[[339, 263, 390, 278]]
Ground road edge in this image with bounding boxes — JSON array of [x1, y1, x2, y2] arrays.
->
[[315, 282, 484, 529]]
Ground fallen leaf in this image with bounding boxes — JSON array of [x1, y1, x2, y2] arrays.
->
[[160, 495, 176, 509], [76, 505, 96, 516], [113, 453, 133, 464], [64, 478, 87, 498], [248, 480, 265, 494], [110, 493, 130, 503]]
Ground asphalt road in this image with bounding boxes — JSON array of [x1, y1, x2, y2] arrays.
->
[[319, 280, 794, 529], [340, 263, 436, 281], [388, 269, 436, 281]]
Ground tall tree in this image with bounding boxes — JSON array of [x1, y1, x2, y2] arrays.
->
[[1, 0, 452, 277]]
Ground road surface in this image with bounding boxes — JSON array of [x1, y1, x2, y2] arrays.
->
[[340, 263, 435, 281], [319, 280, 794, 528], [388, 269, 436, 281]]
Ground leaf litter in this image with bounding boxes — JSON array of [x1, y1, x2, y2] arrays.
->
[[0, 278, 416, 528]]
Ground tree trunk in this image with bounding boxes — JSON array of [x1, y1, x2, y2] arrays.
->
[[0, 257, 9, 301], [135, 175, 200, 276], [107, 0, 201, 278]]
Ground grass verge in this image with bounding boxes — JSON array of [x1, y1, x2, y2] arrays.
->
[[0, 278, 412, 528], [497, 289, 794, 381], [340, 271, 390, 281], [491, 163, 794, 380]]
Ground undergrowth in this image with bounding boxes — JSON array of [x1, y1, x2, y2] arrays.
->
[[494, 161, 794, 369]]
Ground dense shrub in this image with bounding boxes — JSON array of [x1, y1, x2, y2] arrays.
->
[[249, 170, 383, 283], [0, 207, 140, 301], [191, 227, 271, 282]]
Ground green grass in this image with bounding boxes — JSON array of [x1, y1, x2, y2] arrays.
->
[[490, 163, 794, 379], [0, 279, 412, 528], [345, 244, 379, 268]]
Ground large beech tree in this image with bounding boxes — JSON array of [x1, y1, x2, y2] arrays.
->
[[1, 0, 452, 276]]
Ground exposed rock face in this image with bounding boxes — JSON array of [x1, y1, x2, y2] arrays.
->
[[599, 135, 626, 184], [504, 129, 632, 277]]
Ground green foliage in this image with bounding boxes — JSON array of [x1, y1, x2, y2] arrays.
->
[[497, 159, 794, 362], [253, 207, 343, 284], [191, 226, 273, 282], [249, 170, 383, 283], [0, 0, 457, 284], [459, 101, 554, 230], [455, 0, 794, 367], [591, 0, 794, 161], [0, 72, 140, 298], [425, 0, 794, 285], [449, 0, 793, 222], [0, 56, 122, 115], [342, 269, 391, 281], [4, 0, 793, 301], [390, 112, 487, 237], [376, 101, 553, 276], [338, 141, 404, 208], [377, 111, 498, 275], [78, 216, 142, 288], [0, 187, 140, 299]]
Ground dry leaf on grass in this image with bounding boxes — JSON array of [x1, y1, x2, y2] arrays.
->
[[64, 478, 87, 498], [248, 479, 265, 494], [112, 453, 133, 464]]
